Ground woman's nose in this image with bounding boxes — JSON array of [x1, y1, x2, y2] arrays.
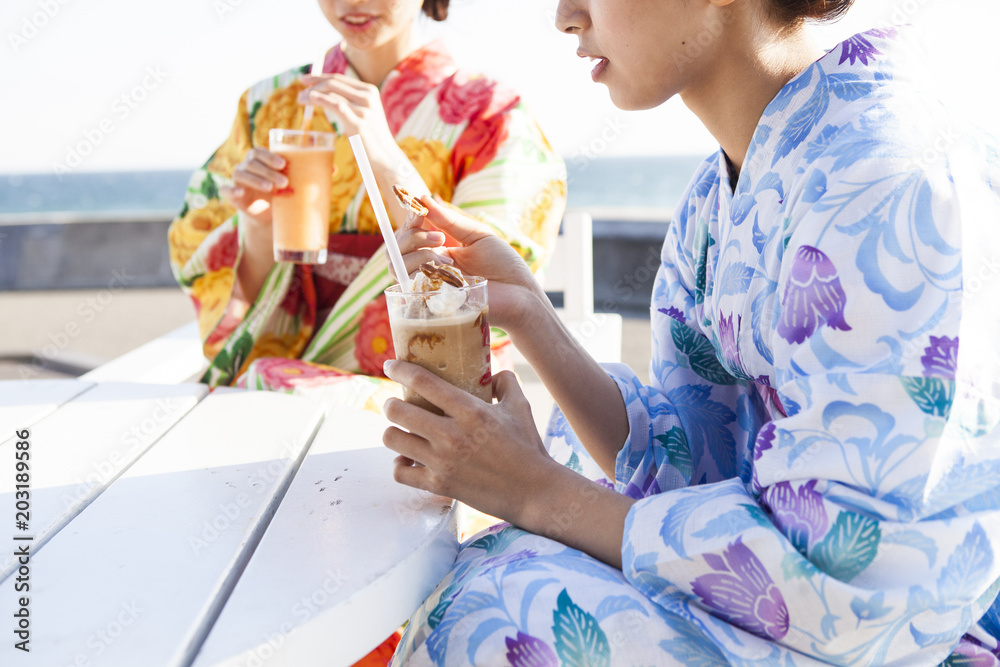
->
[[555, 0, 589, 34]]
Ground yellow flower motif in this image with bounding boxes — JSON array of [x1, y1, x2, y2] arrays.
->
[[330, 134, 363, 234], [345, 137, 453, 236], [523, 179, 566, 245], [251, 81, 334, 149], [237, 331, 310, 378], [191, 267, 235, 341], [400, 137, 453, 197], [169, 199, 236, 270], [206, 90, 253, 178]]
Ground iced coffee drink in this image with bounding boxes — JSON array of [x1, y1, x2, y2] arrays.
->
[[268, 128, 335, 264], [385, 263, 491, 414]]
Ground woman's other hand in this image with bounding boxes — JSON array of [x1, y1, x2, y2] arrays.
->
[[382, 361, 633, 568], [393, 196, 544, 334], [219, 148, 288, 226], [382, 364, 556, 525], [300, 74, 397, 160]]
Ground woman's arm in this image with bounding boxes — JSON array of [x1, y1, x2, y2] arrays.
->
[[395, 199, 631, 476], [300, 74, 431, 229]]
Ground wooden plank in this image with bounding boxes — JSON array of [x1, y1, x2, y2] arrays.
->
[[193, 407, 458, 667], [0, 390, 325, 666], [0, 379, 93, 437], [0, 382, 208, 579]]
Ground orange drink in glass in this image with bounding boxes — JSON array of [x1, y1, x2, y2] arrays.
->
[[268, 129, 335, 264]]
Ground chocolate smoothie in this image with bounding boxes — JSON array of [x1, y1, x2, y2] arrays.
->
[[385, 266, 491, 414]]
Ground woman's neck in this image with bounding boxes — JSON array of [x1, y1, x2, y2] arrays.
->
[[342, 24, 421, 86], [681, 17, 825, 176]]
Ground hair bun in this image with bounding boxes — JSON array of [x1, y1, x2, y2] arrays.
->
[[422, 0, 449, 21]]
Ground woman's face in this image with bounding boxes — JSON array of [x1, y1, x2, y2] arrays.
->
[[556, 0, 735, 110], [317, 0, 425, 52]]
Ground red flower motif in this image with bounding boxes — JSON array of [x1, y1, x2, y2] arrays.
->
[[451, 108, 514, 181], [381, 42, 456, 135], [355, 294, 396, 377], [436, 73, 494, 125], [382, 73, 433, 136], [397, 41, 454, 79], [206, 228, 239, 272]]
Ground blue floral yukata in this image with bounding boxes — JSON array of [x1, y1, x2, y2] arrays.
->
[[392, 28, 1000, 666]]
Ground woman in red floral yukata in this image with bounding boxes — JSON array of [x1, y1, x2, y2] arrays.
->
[[167, 0, 566, 412]]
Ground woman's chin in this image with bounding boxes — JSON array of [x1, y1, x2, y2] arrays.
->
[[607, 87, 672, 112]]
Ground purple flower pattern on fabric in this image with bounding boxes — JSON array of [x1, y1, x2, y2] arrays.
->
[[505, 631, 558, 667], [839, 34, 883, 66], [921, 335, 959, 379], [763, 480, 829, 553], [718, 312, 742, 371], [692, 537, 790, 640], [777, 245, 852, 344], [659, 306, 687, 324]]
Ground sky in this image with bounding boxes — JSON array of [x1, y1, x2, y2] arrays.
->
[[0, 0, 997, 174]]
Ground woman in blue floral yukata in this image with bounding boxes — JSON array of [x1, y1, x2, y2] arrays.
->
[[380, 0, 1000, 663]]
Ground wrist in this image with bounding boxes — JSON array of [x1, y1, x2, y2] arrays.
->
[[505, 284, 556, 342], [513, 457, 573, 536]]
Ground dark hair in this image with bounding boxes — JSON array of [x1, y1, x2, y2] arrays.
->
[[767, 0, 855, 24], [422, 0, 449, 21]]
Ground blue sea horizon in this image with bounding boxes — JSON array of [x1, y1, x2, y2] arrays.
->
[[0, 155, 708, 219]]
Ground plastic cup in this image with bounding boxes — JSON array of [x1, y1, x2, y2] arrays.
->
[[268, 128, 335, 264], [385, 278, 492, 414]]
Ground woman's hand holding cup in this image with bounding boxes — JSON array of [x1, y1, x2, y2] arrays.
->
[[220, 148, 289, 226], [393, 196, 547, 336]]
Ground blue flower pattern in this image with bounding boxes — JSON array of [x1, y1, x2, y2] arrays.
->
[[392, 29, 1000, 666]]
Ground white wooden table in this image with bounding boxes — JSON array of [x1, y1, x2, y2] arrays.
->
[[0, 380, 458, 666]]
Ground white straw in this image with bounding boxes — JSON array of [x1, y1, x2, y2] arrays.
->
[[348, 134, 412, 292], [298, 56, 324, 137]]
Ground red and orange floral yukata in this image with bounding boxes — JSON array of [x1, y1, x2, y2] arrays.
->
[[168, 40, 566, 407]]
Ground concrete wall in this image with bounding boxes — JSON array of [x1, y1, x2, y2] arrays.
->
[[0, 215, 668, 316]]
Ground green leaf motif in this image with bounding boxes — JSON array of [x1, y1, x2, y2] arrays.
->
[[653, 427, 693, 480], [900, 377, 954, 418], [781, 552, 818, 581], [669, 319, 737, 386], [200, 172, 220, 202], [552, 589, 610, 667], [692, 223, 714, 305], [248, 100, 263, 140], [565, 451, 583, 473], [811, 511, 881, 582], [427, 593, 454, 630], [469, 528, 519, 557]]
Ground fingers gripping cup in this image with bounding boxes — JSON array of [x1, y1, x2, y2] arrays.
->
[[268, 128, 335, 264], [385, 263, 492, 414]]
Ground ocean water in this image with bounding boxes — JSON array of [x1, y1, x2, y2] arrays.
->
[[0, 155, 709, 218]]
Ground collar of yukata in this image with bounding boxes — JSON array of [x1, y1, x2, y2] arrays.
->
[[322, 38, 457, 85]]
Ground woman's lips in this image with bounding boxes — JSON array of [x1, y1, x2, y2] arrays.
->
[[340, 14, 377, 32], [590, 57, 608, 82]]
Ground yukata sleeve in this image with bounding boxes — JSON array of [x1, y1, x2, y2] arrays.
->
[[611, 160, 760, 501], [446, 87, 566, 273], [167, 90, 251, 360], [621, 155, 1000, 664]]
